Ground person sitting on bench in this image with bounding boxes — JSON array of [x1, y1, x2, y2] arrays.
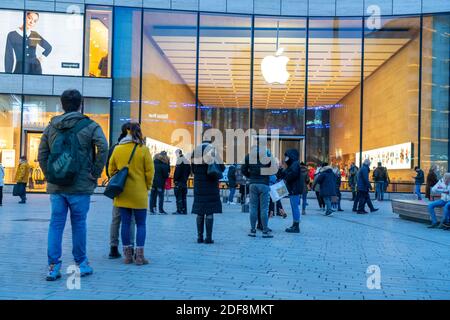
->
[[427, 173, 450, 229]]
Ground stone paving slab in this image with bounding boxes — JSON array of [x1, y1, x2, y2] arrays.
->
[[0, 193, 450, 300]]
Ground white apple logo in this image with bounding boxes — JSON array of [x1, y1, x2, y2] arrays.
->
[[261, 48, 290, 84]]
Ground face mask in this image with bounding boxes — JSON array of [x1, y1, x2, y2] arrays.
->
[[285, 157, 289, 162]]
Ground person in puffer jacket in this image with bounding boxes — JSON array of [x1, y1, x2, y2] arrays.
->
[[313, 162, 336, 216]]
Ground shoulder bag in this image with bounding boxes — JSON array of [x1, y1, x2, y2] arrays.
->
[[104, 144, 138, 199]]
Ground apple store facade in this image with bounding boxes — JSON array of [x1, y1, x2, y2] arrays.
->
[[0, 0, 449, 189]]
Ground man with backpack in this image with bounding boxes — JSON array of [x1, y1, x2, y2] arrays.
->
[[38, 89, 108, 281], [373, 162, 389, 201]]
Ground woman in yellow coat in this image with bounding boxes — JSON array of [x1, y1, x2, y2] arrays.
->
[[15, 156, 30, 203], [108, 123, 154, 265]]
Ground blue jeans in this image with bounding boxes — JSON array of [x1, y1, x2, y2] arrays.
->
[[376, 182, 385, 201], [415, 184, 422, 200], [428, 199, 447, 225], [290, 195, 301, 222], [120, 208, 147, 247], [48, 194, 90, 265], [249, 184, 270, 231], [228, 187, 236, 202], [323, 196, 332, 213]]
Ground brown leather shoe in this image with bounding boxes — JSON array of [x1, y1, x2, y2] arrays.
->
[[135, 247, 149, 265], [123, 246, 134, 264]]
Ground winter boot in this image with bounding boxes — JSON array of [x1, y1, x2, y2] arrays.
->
[[196, 214, 205, 243], [285, 222, 300, 233], [108, 246, 121, 259], [123, 246, 134, 264], [135, 247, 149, 265], [204, 215, 214, 244]]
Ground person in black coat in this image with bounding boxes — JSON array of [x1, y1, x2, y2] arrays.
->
[[426, 165, 439, 200], [5, 12, 52, 74], [191, 142, 225, 244], [353, 159, 378, 214], [313, 162, 336, 216], [149, 151, 170, 214], [172, 149, 191, 215], [332, 166, 344, 212], [227, 164, 237, 204], [279, 149, 306, 233]]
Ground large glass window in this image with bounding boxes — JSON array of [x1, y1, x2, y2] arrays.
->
[[306, 18, 362, 170], [0, 9, 24, 73], [252, 16, 306, 135], [0, 95, 21, 184], [111, 7, 142, 143], [141, 10, 197, 163], [85, 6, 113, 78], [22, 11, 84, 76], [362, 16, 420, 182], [198, 14, 252, 162], [421, 14, 450, 177]]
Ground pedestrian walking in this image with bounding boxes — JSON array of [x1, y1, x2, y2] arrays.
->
[[191, 141, 225, 244], [0, 162, 4, 206], [242, 145, 274, 238], [313, 165, 326, 211], [226, 164, 237, 204], [348, 163, 358, 201], [332, 165, 343, 211], [300, 162, 310, 215], [413, 166, 425, 200], [279, 149, 308, 233], [373, 162, 389, 201], [106, 122, 136, 259], [354, 159, 379, 214], [108, 123, 154, 265], [38, 89, 109, 281], [426, 165, 439, 200], [172, 149, 191, 215], [149, 151, 170, 214], [14, 156, 30, 204], [313, 162, 336, 216]]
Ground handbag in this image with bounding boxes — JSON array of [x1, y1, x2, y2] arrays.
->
[[331, 196, 339, 204], [269, 180, 289, 202], [13, 183, 26, 197], [104, 144, 138, 199], [207, 162, 223, 180]]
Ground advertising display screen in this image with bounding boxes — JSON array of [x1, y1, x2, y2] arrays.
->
[[1, 10, 83, 76], [356, 142, 413, 170]]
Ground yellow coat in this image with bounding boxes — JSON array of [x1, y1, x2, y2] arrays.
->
[[15, 162, 30, 183], [108, 142, 154, 209]]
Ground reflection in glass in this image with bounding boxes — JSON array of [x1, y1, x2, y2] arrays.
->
[[421, 14, 449, 176], [0, 95, 21, 184], [111, 7, 142, 142], [85, 6, 113, 78], [141, 10, 197, 158]]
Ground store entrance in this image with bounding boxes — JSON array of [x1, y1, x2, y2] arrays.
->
[[263, 137, 305, 164], [24, 131, 46, 191]]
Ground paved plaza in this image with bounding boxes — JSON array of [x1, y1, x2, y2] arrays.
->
[[0, 192, 450, 300]]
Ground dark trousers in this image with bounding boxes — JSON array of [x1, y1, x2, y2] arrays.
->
[[315, 191, 325, 208], [149, 186, 164, 212], [0, 186, 3, 205], [18, 182, 27, 202], [356, 191, 375, 212], [174, 184, 188, 213], [269, 198, 283, 215]]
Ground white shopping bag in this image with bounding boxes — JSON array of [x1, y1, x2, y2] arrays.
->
[[269, 180, 289, 202]]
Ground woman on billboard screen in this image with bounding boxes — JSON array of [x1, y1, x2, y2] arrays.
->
[[5, 11, 52, 74]]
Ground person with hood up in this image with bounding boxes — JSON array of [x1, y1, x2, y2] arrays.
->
[[149, 151, 170, 214], [313, 162, 336, 216], [279, 149, 308, 233]]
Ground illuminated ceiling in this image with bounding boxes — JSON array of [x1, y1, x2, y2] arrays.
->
[[149, 19, 417, 109]]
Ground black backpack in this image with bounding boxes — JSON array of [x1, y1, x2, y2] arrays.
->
[[46, 118, 93, 186]]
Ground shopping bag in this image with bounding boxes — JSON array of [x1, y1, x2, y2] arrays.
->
[[12, 183, 25, 197], [269, 180, 289, 202]]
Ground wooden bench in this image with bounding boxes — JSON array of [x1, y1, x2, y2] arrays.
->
[[391, 199, 443, 223]]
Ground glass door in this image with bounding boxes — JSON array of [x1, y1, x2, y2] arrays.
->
[[25, 131, 46, 192]]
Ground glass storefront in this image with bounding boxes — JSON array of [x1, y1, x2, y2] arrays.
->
[[0, 6, 449, 187]]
